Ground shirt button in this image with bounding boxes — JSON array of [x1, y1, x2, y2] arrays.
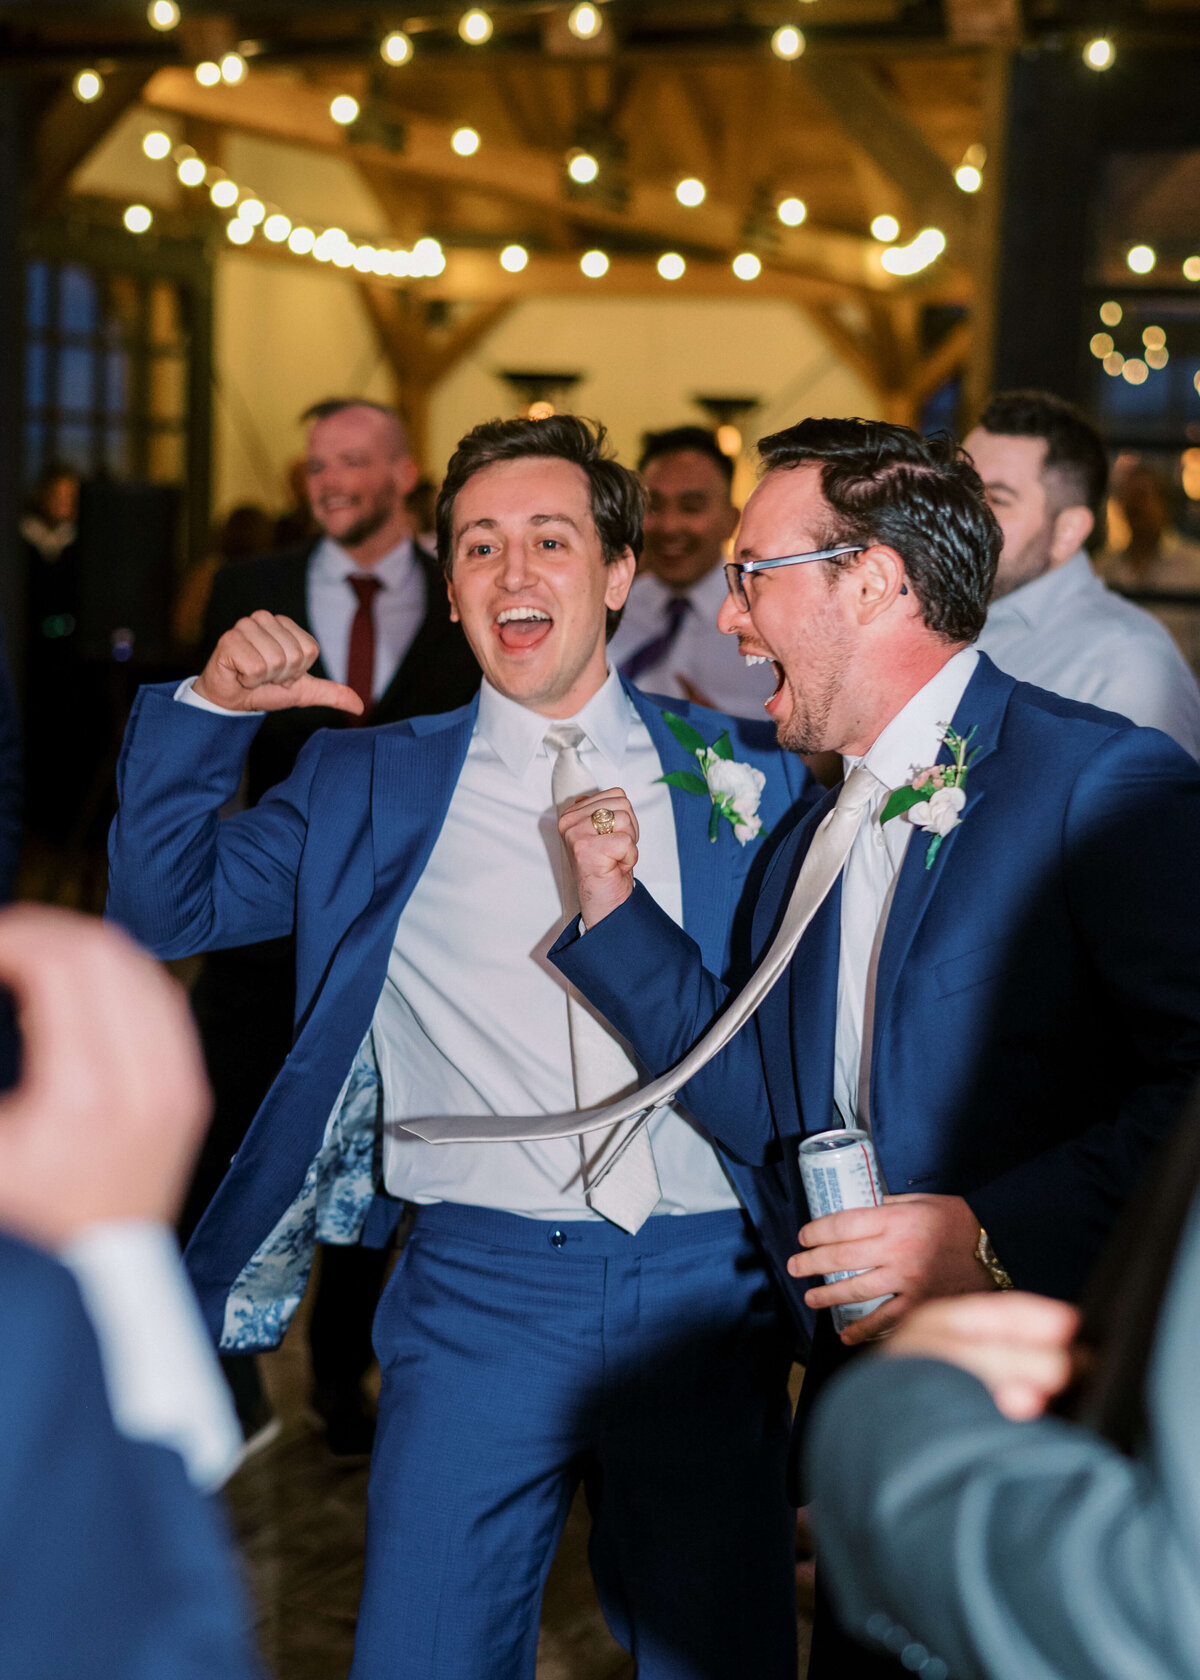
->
[[549, 1228, 567, 1250]]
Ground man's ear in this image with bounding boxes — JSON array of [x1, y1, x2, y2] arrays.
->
[[396, 455, 420, 499], [604, 548, 637, 613], [720, 502, 740, 542], [1051, 504, 1094, 564], [852, 544, 908, 625], [446, 575, 459, 623]]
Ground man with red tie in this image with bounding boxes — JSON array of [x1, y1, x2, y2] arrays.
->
[[184, 398, 480, 1456]]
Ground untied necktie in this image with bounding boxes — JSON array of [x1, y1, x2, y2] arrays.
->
[[404, 766, 881, 1176], [346, 574, 383, 716], [619, 593, 690, 683]]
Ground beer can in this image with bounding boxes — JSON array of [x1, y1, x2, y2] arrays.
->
[[798, 1128, 893, 1333]]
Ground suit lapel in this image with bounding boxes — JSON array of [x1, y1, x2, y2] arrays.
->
[[367, 699, 478, 917]]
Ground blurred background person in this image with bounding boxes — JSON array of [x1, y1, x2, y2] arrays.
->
[[967, 391, 1200, 756], [20, 467, 83, 844], [274, 455, 319, 549], [173, 504, 278, 655], [1100, 457, 1200, 675]]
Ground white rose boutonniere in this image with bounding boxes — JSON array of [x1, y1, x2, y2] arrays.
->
[[657, 712, 769, 845], [880, 723, 977, 870]]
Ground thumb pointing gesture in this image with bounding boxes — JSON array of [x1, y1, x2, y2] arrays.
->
[[194, 611, 365, 716]]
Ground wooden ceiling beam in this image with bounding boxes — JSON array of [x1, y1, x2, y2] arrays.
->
[[28, 65, 154, 214], [942, 0, 1023, 45]]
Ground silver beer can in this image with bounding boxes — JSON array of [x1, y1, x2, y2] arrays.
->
[[798, 1128, 894, 1333]]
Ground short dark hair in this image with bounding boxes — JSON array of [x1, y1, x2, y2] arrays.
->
[[300, 398, 410, 457], [435, 415, 643, 638], [976, 390, 1109, 521], [638, 425, 734, 490], [756, 416, 1000, 644]]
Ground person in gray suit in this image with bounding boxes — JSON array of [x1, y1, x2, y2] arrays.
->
[[805, 1091, 1200, 1680]]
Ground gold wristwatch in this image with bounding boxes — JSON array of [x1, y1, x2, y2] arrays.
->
[[974, 1225, 1015, 1291]]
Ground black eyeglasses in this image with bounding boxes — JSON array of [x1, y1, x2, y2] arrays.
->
[[723, 546, 864, 612]]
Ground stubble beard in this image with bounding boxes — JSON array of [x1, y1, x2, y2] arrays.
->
[[991, 522, 1056, 600], [328, 484, 397, 550]]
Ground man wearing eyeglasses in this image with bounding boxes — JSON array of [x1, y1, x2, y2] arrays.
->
[[552, 416, 1200, 1676]]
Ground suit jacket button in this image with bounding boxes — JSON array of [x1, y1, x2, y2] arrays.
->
[[549, 1228, 567, 1250]]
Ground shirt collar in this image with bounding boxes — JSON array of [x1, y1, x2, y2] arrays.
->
[[843, 645, 980, 794], [313, 534, 415, 589], [476, 665, 634, 780], [986, 549, 1092, 630], [636, 561, 726, 613]]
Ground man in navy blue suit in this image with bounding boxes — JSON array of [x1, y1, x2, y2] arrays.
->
[[107, 415, 813, 1680], [0, 905, 259, 1680], [552, 417, 1200, 1676]]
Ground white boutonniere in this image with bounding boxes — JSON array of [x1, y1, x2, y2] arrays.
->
[[880, 723, 978, 870], [657, 711, 769, 845]]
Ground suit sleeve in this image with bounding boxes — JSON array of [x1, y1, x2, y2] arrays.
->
[[107, 684, 320, 959], [969, 729, 1200, 1292]]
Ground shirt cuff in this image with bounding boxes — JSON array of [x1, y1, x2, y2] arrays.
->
[[175, 674, 265, 717], [59, 1221, 242, 1491]]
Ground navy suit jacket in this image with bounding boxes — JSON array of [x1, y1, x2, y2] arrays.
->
[[0, 1232, 259, 1680], [553, 654, 1200, 1333], [107, 680, 812, 1348]]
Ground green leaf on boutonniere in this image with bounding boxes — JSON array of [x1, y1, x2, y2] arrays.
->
[[708, 803, 721, 842], [710, 730, 734, 761], [661, 710, 709, 758], [657, 770, 710, 797], [880, 784, 932, 825]]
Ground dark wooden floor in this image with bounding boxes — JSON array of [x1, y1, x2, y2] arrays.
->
[[223, 1303, 812, 1679]]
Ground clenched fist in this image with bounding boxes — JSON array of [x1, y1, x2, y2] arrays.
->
[[194, 610, 363, 715], [557, 788, 640, 928]]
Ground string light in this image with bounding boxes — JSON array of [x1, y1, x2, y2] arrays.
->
[[580, 250, 609, 278], [142, 131, 172, 160], [500, 244, 528, 272], [451, 127, 480, 156], [177, 156, 206, 187], [1185, 258, 1200, 282], [567, 150, 599, 185], [288, 227, 315, 255], [676, 178, 706, 208], [263, 213, 292, 243], [1195, 372, 1200, 397], [777, 197, 806, 227], [227, 220, 253, 245], [1147, 346, 1169, 370], [459, 10, 493, 44], [568, 4, 602, 38], [1084, 37, 1114, 70], [771, 26, 805, 59], [411, 237, 446, 277], [955, 164, 982, 193], [1122, 358, 1148, 385], [1103, 351, 1125, 377], [381, 31, 413, 65], [147, 0, 180, 28], [237, 197, 265, 226], [194, 62, 220, 87], [219, 52, 247, 85], [657, 253, 686, 281], [1143, 325, 1166, 350], [1127, 245, 1156, 274], [880, 227, 946, 276], [871, 214, 899, 242], [330, 95, 360, 126], [1099, 300, 1123, 325], [123, 205, 153, 234], [73, 70, 103, 102], [210, 179, 239, 208], [732, 252, 762, 281], [1089, 333, 1113, 359], [716, 425, 742, 457]]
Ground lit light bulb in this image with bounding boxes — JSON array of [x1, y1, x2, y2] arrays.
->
[[1122, 358, 1148, 385], [238, 197, 265, 226], [657, 252, 686, 281], [412, 237, 445, 276], [210, 179, 239, 208], [372, 250, 393, 276], [879, 227, 946, 276], [771, 26, 805, 60], [124, 205, 153, 234], [1090, 332, 1114, 359], [147, 0, 180, 28], [73, 70, 103, 102], [388, 251, 411, 278], [459, 10, 493, 44], [381, 31, 413, 65], [777, 197, 806, 227], [871, 214, 900, 242], [1194, 371, 1200, 396], [580, 249, 608, 278], [142, 131, 172, 160], [732, 252, 762, 281], [716, 425, 742, 458], [1185, 258, 1200, 283], [568, 3, 602, 38], [330, 95, 360, 126], [219, 52, 247, 85], [1143, 325, 1167, 350], [263, 213, 291, 243], [1146, 346, 1169, 370], [955, 164, 982, 193], [500, 244, 528, 272], [567, 150, 599, 185], [528, 401, 555, 421], [1099, 300, 1123, 325], [353, 247, 376, 273], [1127, 244, 1156, 274], [1083, 37, 1114, 71], [226, 219, 253, 245], [312, 230, 342, 262], [288, 227, 315, 255], [332, 243, 356, 269], [177, 156, 206, 187], [676, 178, 706, 208], [1103, 351, 1125, 377], [194, 62, 220, 87], [451, 127, 480, 156]]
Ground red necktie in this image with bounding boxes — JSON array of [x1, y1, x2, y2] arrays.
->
[[346, 574, 383, 717]]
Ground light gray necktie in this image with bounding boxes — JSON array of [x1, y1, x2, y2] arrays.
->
[[405, 766, 880, 1179], [543, 721, 663, 1233]]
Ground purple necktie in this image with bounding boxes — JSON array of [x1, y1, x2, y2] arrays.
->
[[619, 593, 690, 682]]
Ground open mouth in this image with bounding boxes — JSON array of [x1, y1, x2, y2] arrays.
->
[[495, 606, 554, 652], [742, 646, 786, 707]]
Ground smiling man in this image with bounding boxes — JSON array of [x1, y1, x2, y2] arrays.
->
[[107, 415, 811, 1680], [551, 415, 1200, 1676]]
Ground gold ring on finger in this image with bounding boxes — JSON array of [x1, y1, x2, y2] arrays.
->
[[591, 806, 616, 835]]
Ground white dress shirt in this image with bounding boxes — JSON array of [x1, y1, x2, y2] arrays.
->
[[60, 1221, 242, 1490], [375, 668, 739, 1220], [833, 648, 979, 1132], [306, 535, 427, 700], [607, 566, 777, 719], [977, 550, 1200, 759]]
